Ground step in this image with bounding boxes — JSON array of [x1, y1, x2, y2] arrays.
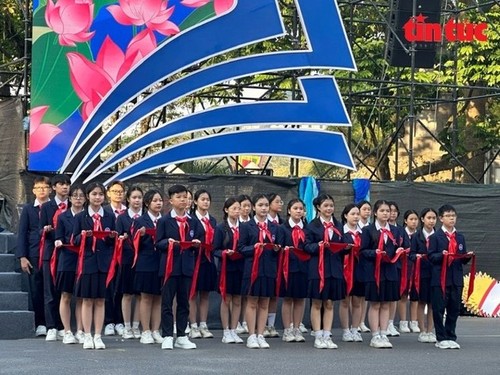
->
[[0, 232, 16, 254], [0, 253, 16, 272], [0, 291, 29, 310], [0, 311, 34, 339], [0, 272, 22, 291]]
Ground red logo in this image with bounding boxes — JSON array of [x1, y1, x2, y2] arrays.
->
[[403, 13, 488, 42]]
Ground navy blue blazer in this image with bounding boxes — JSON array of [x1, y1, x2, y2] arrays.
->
[[55, 210, 78, 272], [132, 214, 160, 273], [359, 223, 401, 283], [213, 222, 244, 273], [16, 203, 43, 259], [116, 212, 136, 265], [304, 218, 346, 280], [238, 220, 284, 279], [155, 213, 203, 278], [72, 209, 116, 274], [194, 215, 217, 264], [428, 229, 469, 287], [409, 229, 432, 279], [281, 222, 308, 274], [40, 200, 67, 261]]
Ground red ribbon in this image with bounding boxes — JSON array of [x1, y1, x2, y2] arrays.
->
[[52, 203, 67, 229], [282, 246, 311, 289], [250, 243, 278, 289], [219, 250, 244, 302], [257, 222, 273, 243], [413, 254, 427, 296], [440, 252, 475, 299], [132, 228, 156, 268], [189, 243, 213, 299], [343, 245, 360, 296], [162, 241, 198, 286], [75, 230, 116, 282], [106, 237, 124, 287], [374, 248, 409, 296], [38, 231, 46, 269], [201, 217, 214, 261], [318, 242, 348, 293]]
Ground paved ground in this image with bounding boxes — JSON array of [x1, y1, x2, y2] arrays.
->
[[0, 317, 499, 375]]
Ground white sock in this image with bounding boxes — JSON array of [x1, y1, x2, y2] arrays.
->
[[372, 330, 380, 337], [132, 321, 140, 329], [191, 322, 198, 329], [343, 328, 350, 334], [322, 330, 331, 339], [200, 322, 207, 329], [315, 330, 323, 339], [267, 313, 276, 327], [124, 322, 131, 329]]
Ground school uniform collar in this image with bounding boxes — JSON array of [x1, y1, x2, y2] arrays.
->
[[195, 211, 210, 221], [268, 214, 279, 224], [147, 211, 161, 222], [442, 227, 456, 235], [288, 218, 303, 229], [227, 219, 239, 230], [375, 221, 390, 231], [33, 198, 49, 207], [54, 196, 68, 207], [88, 207, 104, 217], [320, 217, 334, 226], [254, 217, 268, 225], [239, 216, 250, 223], [128, 208, 142, 218], [170, 209, 190, 219], [343, 224, 361, 234], [405, 227, 416, 236], [71, 208, 82, 217], [358, 220, 370, 229], [422, 228, 435, 239]]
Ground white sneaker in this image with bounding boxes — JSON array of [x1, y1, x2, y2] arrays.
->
[[94, 335, 106, 349], [399, 321, 411, 333], [380, 334, 393, 348], [282, 328, 295, 342], [62, 331, 76, 344], [175, 335, 197, 349], [104, 323, 115, 336], [122, 328, 134, 339], [387, 322, 400, 337], [161, 336, 173, 350], [35, 325, 47, 337], [235, 322, 245, 334], [184, 323, 190, 334], [448, 340, 461, 349], [359, 322, 371, 332], [83, 334, 94, 349], [189, 327, 202, 339], [351, 329, 363, 342], [241, 321, 249, 334], [231, 330, 244, 344], [299, 322, 308, 334], [140, 330, 154, 344], [323, 336, 338, 349], [267, 326, 279, 337], [132, 327, 141, 339], [57, 329, 65, 339], [222, 330, 235, 344], [342, 330, 354, 342], [115, 323, 125, 336], [152, 330, 164, 344], [246, 334, 259, 349], [409, 321, 421, 333], [257, 335, 270, 349], [427, 332, 437, 343], [75, 330, 85, 344], [418, 332, 430, 343], [370, 334, 385, 348], [314, 336, 327, 349], [293, 328, 305, 342], [45, 328, 57, 341], [199, 325, 214, 338], [435, 340, 451, 349], [263, 326, 270, 338]]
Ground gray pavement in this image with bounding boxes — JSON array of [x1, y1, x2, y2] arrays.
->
[[0, 317, 499, 375]]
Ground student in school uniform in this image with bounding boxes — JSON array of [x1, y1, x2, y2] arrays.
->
[[213, 197, 244, 344], [428, 204, 473, 350], [157, 184, 202, 350], [103, 181, 127, 337], [73, 182, 117, 350], [239, 194, 283, 349], [54, 184, 85, 345], [133, 189, 164, 345], [115, 186, 143, 340], [356, 200, 371, 333], [339, 203, 364, 343], [280, 198, 308, 343], [304, 194, 349, 350], [409, 208, 438, 344], [188, 189, 217, 339], [236, 194, 253, 334], [360, 199, 407, 349], [398, 209, 420, 334], [40, 174, 71, 341], [16, 176, 51, 337]]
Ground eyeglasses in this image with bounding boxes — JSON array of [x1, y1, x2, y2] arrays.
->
[[71, 194, 85, 199], [109, 190, 124, 194], [33, 186, 50, 191]]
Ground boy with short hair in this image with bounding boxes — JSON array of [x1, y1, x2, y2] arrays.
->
[[156, 185, 202, 350], [39, 174, 71, 341], [16, 176, 52, 336], [428, 204, 473, 350]]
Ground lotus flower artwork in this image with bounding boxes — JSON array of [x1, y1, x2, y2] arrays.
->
[[181, 0, 235, 15], [29, 106, 62, 153], [45, 0, 95, 47]]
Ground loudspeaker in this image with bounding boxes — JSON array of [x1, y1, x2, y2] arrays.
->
[[385, 0, 442, 68]]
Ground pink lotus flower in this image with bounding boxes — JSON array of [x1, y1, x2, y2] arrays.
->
[[108, 0, 180, 36], [45, 0, 95, 47], [181, 0, 235, 15], [29, 106, 62, 152], [67, 30, 157, 120]]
